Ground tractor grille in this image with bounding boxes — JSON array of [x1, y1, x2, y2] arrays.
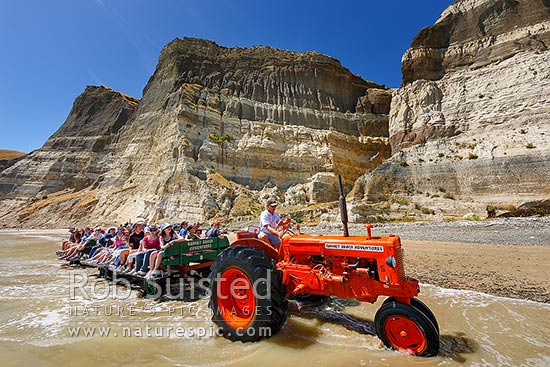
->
[[395, 244, 405, 281]]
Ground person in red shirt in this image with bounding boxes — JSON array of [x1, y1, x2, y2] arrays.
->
[[132, 226, 160, 276]]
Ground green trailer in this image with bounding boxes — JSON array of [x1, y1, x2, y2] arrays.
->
[[143, 236, 230, 299]]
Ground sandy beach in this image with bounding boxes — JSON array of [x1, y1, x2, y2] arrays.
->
[[404, 240, 550, 303]]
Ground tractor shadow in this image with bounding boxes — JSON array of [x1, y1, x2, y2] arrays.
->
[[278, 298, 478, 361]]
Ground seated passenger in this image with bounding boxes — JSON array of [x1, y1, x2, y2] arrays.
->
[[123, 226, 151, 274], [178, 221, 189, 237], [88, 226, 116, 258], [58, 228, 81, 254], [205, 220, 225, 238], [258, 198, 282, 246], [132, 226, 161, 276], [145, 223, 178, 278], [60, 227, 98, 260], [147, 224, 200, 278], [116, 223, 144, 273], [185, 224, 201, 241]]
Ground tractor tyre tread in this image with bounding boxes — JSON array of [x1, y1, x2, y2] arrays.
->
[[209, 246, 288, 342]]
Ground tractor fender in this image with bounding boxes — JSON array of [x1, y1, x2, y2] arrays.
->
[[230, 238, 280, 262]]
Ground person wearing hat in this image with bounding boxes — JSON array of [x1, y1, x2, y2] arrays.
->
[[145, 223, 180, 278], [258, 198, 282, 246], [205, 220, 224, 238], [59, 227, 101, 261], [143, 223, 177, 277], [185, 224, 201, 241], [60, 227, 78, 252]]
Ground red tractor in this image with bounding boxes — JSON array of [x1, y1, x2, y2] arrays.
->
[[208, 178, 440, 357]]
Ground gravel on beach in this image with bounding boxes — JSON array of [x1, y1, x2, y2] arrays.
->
[[305, 217, 550, 246]]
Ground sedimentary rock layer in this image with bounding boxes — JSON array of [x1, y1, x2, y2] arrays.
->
[[0, 86, 138, 197], [357, 0, 550, 219], [0, 39, 391, 226], [402, 0, 550, 85]]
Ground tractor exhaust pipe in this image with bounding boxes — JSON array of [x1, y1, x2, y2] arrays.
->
[[338, 175, 349, 237]]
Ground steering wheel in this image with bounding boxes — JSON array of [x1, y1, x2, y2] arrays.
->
[[277, 217, 294, 236]]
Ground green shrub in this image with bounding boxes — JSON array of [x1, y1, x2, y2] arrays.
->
[[399, 160, 409, 167], [526, 143, 535, 149], [468, 153, 478, 159], [465, 213, 481, 221], [397, 198, 409, 205], [209, 133, 231, 143]]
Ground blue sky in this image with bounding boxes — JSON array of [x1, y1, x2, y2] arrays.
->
[[0, 0, 451, 153]]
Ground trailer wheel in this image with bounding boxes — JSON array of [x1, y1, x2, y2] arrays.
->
[[375, 301, 439, 357], [209, 246, 288, 342], [143, 277, 166, 299], [198, 267, 211, 279], [383, 297, 439, 332]]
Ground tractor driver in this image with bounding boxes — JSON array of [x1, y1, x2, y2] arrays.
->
[[258, 198, 282, 246]]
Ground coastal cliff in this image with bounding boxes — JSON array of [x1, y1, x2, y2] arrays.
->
[[353, 0, 550, 220], [2, 0, 549, 227], [0, 39, 391, 226]]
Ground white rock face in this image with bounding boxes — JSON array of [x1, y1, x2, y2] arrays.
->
[[0, 39, 391, 227], [355, 0, 550, 219], [391, 50, 550, 154]]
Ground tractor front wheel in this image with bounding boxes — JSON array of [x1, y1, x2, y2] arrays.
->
[[374, 301, 439, 357], [383, 297, 439, 332], [209, 246, 287, 342]]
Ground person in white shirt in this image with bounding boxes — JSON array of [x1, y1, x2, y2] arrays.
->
[[258, 198, 282, 246]]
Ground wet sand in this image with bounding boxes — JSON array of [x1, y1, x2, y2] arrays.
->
[[403, 240, 550, 303]]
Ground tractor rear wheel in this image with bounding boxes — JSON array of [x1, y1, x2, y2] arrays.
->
[[209, 246, 288, 342], [383, 297, 439, 332], [374, 301, 439, 357]]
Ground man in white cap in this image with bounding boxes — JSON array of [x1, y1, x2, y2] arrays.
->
[[258, 198, 282, 246]]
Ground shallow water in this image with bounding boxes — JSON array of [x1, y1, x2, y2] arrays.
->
[[0, 231, 549, 367]]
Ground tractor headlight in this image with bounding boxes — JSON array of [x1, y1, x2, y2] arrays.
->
[[385, 255, 396, 268]]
